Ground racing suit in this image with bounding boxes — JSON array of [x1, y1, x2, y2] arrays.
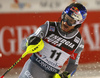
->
[[19, 21, 84, 78]]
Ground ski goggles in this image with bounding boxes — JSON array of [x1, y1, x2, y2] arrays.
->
[[62, 14, 76, 26]]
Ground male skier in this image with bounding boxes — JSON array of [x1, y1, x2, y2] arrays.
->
[[19, 2, 87, 78]]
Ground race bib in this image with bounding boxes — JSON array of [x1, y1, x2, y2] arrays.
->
[[35, 41, 70, 69]]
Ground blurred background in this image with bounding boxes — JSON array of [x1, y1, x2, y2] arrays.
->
[[0, 0, 100, 78]]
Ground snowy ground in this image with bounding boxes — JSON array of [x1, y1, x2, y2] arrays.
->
[[0, 63, 100, 78]]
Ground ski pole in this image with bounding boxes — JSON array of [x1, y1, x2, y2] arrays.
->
[[0, 38, 44, 78], [0, 56, 23, 78]]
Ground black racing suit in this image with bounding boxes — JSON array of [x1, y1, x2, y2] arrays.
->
[[19, 21, 84, 78]]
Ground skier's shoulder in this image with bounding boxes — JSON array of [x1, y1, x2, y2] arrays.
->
[[45, 21, 58, 26]]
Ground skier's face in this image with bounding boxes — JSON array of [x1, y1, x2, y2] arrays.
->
[[61, 14, 76, 32]]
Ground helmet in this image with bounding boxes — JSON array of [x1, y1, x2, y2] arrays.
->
[[62, 2, 87, 26]]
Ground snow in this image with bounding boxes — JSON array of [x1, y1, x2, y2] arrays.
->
[[0, 53, 2, 57], [0, 63, 100, 78]]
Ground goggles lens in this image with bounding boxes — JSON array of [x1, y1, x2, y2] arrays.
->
[[62, 14, 76, 26]]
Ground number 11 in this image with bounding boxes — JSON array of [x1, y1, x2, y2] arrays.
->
[[50, 50, 61, 61]]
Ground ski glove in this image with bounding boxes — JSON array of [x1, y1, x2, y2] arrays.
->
[[60, 71, 71, 78], [26, 36, 41, 46], [53, 72, 71, 78]]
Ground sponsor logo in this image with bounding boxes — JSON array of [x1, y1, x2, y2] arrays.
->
[[11, 0, 31, 9], [74, 36, 80, 44], [75, 52, 81, 65], [70, 6, 82, 20], [40, 0, 60, 8], [36, 53, 60, 68], [70, 53, 77, 60], [45, 34, 75, 48], [0, 26, 37, 56], [32, 46, 38, 51], [42, 55, 59, 67], [70, 7, 79, 14], [49, 26, 55, 32], [24, 70, 33, 78], [36, 57, 58, 73]]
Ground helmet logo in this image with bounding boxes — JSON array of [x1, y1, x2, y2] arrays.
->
[[70, 7, 79, 14], [70, 7, 82, 21]]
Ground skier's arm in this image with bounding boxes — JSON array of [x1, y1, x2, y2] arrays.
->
[[21, 21, 49, 51], [53, 39, 84, 78], [65, 39, 84, 76]]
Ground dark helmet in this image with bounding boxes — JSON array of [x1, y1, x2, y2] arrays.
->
[[61, 2, 87, 27]]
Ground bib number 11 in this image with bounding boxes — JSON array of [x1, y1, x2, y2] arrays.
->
[[50, 50, 61, 61]]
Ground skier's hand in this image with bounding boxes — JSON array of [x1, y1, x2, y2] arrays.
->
[[53, 72, 71, 78], [26, 36, 41, 46], [60, 71, 71, 78], [21, 36, 44, 58]]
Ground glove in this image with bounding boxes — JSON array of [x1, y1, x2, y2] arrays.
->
[[26, 36, 44, 52], [26, 36, 41, 46], [53, 72, 71, 78], [60, 71, 71, 78]]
